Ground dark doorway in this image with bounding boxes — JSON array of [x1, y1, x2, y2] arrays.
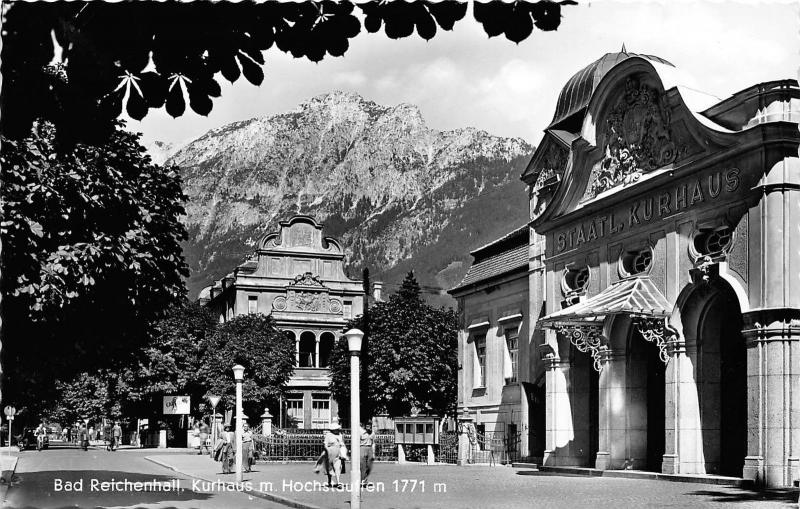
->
[[589, 364, 599, 467], [628, 328, 665, 472], [699, 289, 747, 477], [645, 339, 666, 471]]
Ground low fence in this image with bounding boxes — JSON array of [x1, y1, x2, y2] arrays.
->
[[252, 428, 518, 465], [465, 430, 521, 466], [253, 429, 398, 462]]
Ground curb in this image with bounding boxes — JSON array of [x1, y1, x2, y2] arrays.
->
[[0, 455, 20, 505], [144, 456, 325, 509], [536, 465, 753, 487]]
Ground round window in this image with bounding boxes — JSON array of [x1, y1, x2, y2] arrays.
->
[[564, 267, 590, 292], [694, 226, 733, 256], [621, 247, 653, 276]]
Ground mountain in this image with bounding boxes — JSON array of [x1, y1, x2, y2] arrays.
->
[[167, 91, 533, 306], [144, 140, 183, 165]]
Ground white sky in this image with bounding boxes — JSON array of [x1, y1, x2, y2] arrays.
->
[[128, 0, 798, 148]]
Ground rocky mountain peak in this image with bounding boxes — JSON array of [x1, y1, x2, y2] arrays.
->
[[165, 92, 534, 302]]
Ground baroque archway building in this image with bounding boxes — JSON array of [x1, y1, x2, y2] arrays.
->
[[200, 215, 368, 429], [522, 51, 799, 487]]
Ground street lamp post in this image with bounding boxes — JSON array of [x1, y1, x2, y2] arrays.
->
[[232, 365, 245, 483], [344, 329, 363, 509], [208, 395, 221, 453]]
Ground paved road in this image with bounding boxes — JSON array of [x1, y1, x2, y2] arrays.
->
[[5, 444, 798, 509], [154, 453, 800, 509], [3, 443, 286, 509]]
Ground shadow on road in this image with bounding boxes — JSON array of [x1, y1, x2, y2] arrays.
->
[[5, 469, 213, 509], [688, 488, 799, 505], [515, 469, 589, 478]]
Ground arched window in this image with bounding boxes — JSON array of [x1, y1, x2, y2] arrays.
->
[[318, 332, 336, 368], [299, 331, 316, 368]]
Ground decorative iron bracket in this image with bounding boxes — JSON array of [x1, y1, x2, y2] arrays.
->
[[634, 318, 675, 364], [556, 323, 606, 372]]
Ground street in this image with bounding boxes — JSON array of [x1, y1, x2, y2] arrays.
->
[[4, 442, 798, 509], [2, 442, 286, 509]]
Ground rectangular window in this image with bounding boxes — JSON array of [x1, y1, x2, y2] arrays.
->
[[505, 327, 519, 383], [248, 296, 258, 314], [286, 397, 304, 428], [311, 398, 330, 429], [475, 335, 486, 387], [343, 301, 352, 319]]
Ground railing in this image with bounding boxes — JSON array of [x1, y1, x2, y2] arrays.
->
[[438, 431, 459, 464], [252, 428, 517, 465], [253, 429, 397, 462], [466, 430, 520, 465]]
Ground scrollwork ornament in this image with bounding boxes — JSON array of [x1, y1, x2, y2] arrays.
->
[[556, 323, 606, 372], [635, 318, 673, 364]]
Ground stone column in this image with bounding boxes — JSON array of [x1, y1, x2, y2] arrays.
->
[[261, 410, 273, 436], [543, 355, 576, 466], [662, 338, 704, 474], [595, 348, 626, 470], [315, 335, 320, 368], [742, 312, 800, 487], [743, 156, 800, 487], [295, 335, 300, 366]]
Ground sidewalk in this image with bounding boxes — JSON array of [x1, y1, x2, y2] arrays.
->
[[0, 446, 20, 505]]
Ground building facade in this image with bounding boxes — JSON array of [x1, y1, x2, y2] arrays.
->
[[200, 215, 367, 429], [449, 226, 542, 461], [521, 51, 799, 487]]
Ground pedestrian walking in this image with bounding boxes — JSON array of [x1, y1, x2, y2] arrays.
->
[[216, 425, 235, 474], [191, 421, 201, 451], [112, 421, 122, 451], [316, 423, 346, 487], [359, 421, 376, 486], [78, 424, 89, 451], [241, 423, 254, 472], [198, 420, 210, 455]]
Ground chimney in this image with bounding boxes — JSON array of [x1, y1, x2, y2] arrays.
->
[[372, 282, 383, 302]]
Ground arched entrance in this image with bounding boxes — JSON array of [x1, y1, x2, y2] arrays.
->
[[680, 280, 747, 476], [627, 326, 666, 471]]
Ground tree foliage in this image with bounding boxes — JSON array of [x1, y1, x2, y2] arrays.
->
[[122, 302, 218, 409], [1, 1, 575, 146], [329, 271, 458, 421], [197, 314, 296, 413], [0, 121, 189, 416], [46, 371, 117, 427]]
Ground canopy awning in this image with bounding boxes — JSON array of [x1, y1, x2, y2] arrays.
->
[[539, 276, 671, 328]]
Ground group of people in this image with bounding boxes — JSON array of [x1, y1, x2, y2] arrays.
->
[[314, 421, 375, 488], [210, 420, 255, 474]]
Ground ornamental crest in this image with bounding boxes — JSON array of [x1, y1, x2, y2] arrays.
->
[[584, 78, 679, 200], [286, 290, 331, 312], [289, 272, 325, 287], [530, 142, 568, 219]]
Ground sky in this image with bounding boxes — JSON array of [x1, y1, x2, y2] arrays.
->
[[127, 0, 798, 149]]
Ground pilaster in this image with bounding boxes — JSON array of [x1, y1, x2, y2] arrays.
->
[[742, 309, 800, 487]]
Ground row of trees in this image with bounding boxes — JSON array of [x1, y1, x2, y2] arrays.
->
[[45, 306, 295, 427], [44, 272, 459, 428]]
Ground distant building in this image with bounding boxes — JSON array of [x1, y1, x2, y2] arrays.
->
[[448, 225, 539, 461], [200, 215, 378, 429]]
